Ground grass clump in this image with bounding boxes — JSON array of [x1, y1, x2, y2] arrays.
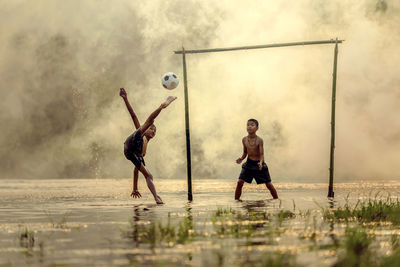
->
[[19, 227, 35, 248], [205, 250, 299, 267], [334, 232, 400, 267], [333, 226, 376, 267], [390, 234, 400, 250], [276, 210, 295, 224], [176, 216, 194, 243], [240, 251, 299, 267], [260, 252, 299, 267], [379, 248, 400, 267], [123, 214, 195, 247], [211, 208, 267, 238], [211, 208, 293, 239], [44, 211, 70, 229], [379, 234, 400, 267], [214, 207, 237, 217], [323, 197, 400, 225]]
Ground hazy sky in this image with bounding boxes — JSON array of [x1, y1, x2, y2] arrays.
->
[[0, 0, 399, 182]]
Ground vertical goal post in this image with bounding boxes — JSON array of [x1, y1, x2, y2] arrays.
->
[[174, 39, 344, 201]]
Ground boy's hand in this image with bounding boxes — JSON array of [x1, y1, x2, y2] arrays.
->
[[236, 158, 243, 164], [258, 161, 263, 170], [120, 88, 127, 98], [130, 190, 141, 198], [161, 96, 177, 109]]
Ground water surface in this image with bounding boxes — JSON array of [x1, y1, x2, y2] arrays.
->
[[1, 179, 399, 266]]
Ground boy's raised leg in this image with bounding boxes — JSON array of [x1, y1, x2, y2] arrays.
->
[[266, 183, 278, 199], [235, 179, 245, 200]]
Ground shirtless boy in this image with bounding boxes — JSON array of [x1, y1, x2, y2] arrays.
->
[[120, 88, 176, 204], [235, 119, 278, 200]]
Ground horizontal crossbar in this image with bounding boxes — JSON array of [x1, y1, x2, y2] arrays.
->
[[174, 39, 344, 54]]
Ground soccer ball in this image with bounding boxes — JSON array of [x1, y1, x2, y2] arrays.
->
[[161, 72, 179, 90]]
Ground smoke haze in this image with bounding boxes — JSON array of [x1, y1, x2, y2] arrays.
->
[[0, 0, 399, 182]]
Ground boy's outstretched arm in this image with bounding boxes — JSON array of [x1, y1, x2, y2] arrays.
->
[[140, 96, 177, 135], [236, 138, 248, 164], [120, 88, 141, 129], [131, 167, 141, 198]]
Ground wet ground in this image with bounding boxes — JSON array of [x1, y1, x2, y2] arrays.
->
[[1, 178, 399, 266]]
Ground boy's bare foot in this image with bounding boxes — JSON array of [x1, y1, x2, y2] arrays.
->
[[155, 195, 164, 204], [161, 96, 177, 108]]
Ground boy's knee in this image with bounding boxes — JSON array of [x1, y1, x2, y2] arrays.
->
[[145, 173, 153, 181], [266, 183, 274, 189], [237, 180, 245, 186]]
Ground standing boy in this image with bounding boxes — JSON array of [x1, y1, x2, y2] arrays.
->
[[120, 88, 177, 204], [235, 119, 278, 200]]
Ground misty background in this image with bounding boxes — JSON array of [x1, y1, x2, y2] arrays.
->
[[0, 0, 399, 182]]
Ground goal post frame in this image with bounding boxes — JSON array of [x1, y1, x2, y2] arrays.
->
[[174, 38, 343, 201]]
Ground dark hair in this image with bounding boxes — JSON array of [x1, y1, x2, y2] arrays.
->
[[248, 118, 258, 127]]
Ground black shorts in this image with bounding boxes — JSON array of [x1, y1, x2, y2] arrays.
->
[[239, 158, 271, 184], [124, 143, 145, 169]]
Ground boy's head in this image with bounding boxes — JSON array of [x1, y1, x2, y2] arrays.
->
[[247, 119, 259, 134], [144, 124, 157, 139]]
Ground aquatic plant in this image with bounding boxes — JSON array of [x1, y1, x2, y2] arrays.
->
[[276, 210, 295, 224], [177, 216, 195, 243], [157, 220, 176, 243], [210, 208, 293, 239], [214, 207, 237, 217], [349, 233, 400, 267], [239, 251, 299, 267], [390, 234, 400, 250], [332, 226, 376, 267], [298, 214, 319, 244], [248, 210, 270, 221], [212, 250, 225, 267], [44, 210, 70, 229], [204, 249, 299, 267], [140, 222, 157, 247], [323, 197, 400, 225], [48, 263, 69, 267], [213, 218, 257, 238], [211, 209, 265, 238], [379, 247, 400, 267], [19, 227, 35, 248], [123, 214, 195, 246], [260, 252, 299, 267]]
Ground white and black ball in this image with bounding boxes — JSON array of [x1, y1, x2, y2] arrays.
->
[[161, 72, 179, 90]]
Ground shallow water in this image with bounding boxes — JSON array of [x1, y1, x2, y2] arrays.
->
[[1, 179, 400, 266]]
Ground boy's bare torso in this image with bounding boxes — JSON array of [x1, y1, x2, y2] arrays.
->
[[243, 135, 262, 161]]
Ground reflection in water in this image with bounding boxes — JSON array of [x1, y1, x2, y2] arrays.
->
[[240, 200, 269, 212], [239, 198, 282, 213], [327, 198, 339, 248], [131, 206, 140, 246], [185, 203, 193, 232]]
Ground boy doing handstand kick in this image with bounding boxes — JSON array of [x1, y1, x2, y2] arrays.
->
[[120, 88, 177, 204], [235, 119, 278, 200]]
